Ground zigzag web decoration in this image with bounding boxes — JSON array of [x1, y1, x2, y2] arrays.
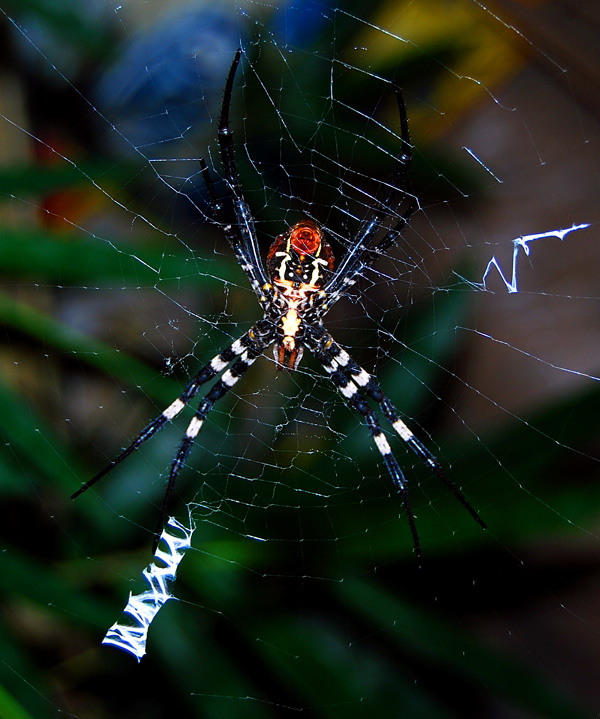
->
[[103, 517, 195, 661], [479, 223, 590, 293]]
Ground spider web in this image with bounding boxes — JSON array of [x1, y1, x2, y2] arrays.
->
[[1, 0, 599, 716]]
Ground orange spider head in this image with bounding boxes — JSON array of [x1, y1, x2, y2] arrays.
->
[[266, 219, 335, 289], [288, 220, 323, 256]]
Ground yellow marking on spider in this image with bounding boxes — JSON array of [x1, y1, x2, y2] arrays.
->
[[282, 308, 301, 339], [275, 277, 319, 299]]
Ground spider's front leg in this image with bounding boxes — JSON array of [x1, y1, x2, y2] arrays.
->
[[306, 326, 485, 561]]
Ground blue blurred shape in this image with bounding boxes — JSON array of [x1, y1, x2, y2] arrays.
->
[[95, 4, 242, 158], [269, 0, 337, 49]]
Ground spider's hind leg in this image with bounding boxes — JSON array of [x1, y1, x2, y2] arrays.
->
[[310, 331, 485, 560], [71, 334, 253, 500], [376, 394, 486, 529], [151, 341, 264, 552], [73, 326, 273, 553], [308, 332, 422, 559], [336, 341, 485, 527]]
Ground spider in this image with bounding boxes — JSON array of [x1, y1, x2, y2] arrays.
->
[[72, 49, 485, 560]]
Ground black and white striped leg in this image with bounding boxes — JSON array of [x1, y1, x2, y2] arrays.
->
[[199, 157, 266, 303], [378, 395, 485, 528], [364, 411, 421, 560], [331, 347, 486, 530], [313, 334, 485, 557], [324, 200, 419, 309], [216, 49, 269, 299], [151, 346, 261, 551], [311, 342, 422, 558], [71, 329, 263, 501], [323, 83, 415, 306]]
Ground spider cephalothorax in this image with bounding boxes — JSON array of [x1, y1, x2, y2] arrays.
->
[[73, 49, 485, 560], [265, 220, 335, 370]]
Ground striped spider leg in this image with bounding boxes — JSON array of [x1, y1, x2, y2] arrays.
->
[[72, 323, 275, 551], [71, 50, 275, 551], [323, 82, 416, 307], [307, 330, 486, 560]]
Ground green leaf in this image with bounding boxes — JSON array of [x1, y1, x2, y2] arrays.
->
[[0, 227, 237, 287], [0, 683, 36, 719], [340, 577, 585, 719]]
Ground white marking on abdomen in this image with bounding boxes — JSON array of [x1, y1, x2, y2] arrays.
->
[[309, 257, 328, 286], [282, 308, 301, 339]]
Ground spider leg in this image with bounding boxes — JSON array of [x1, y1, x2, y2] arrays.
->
[[151, 343, 266, 552], [366, 412, 421, 560], [352, 83, 413, 245], [199, 158, 264, 300], [323, 339, 486, 530], [309, 330, 485, 559], [367, 197, 418, 262], [71, 327, 268, 500], [325, 83, 414, 302], [324, 198, 418, 309], [213, 49, 269, 299], [307, 333, 422, 559]]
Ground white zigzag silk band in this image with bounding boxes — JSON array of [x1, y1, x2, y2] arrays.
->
[[103, 517, 195, 661], [481, 224, 589, 293]]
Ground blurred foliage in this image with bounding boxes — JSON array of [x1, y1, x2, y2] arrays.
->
[[0, 1, 597, 719]]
